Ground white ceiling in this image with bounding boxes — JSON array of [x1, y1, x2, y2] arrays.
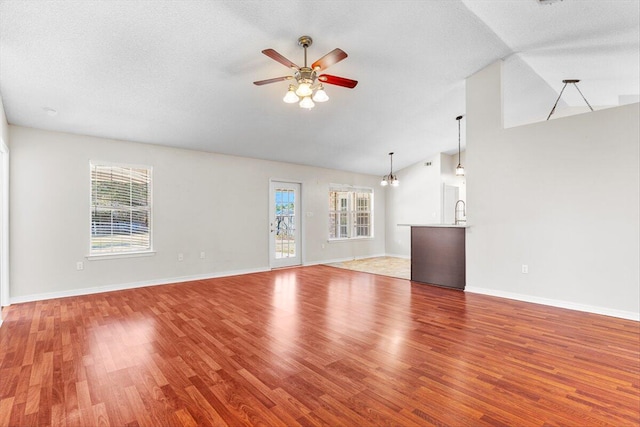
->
[[1, 0, 638, 175]]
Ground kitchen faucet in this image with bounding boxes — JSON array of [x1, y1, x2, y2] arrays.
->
[[455, 200, 466, 225]]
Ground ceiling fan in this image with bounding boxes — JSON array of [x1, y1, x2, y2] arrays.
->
[[253, 35, 358, 109]]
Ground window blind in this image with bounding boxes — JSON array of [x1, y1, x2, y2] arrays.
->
[[90, 163, 152, 254]]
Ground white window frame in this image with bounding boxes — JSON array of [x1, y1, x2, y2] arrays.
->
[[88, 162, 153, 258], [328, 185, 374, 241]]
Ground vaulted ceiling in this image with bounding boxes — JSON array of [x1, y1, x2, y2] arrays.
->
[[1, 0, 638, 175]]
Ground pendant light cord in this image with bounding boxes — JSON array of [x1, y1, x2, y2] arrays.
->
[[458, 118, 461, 164], [456, 115, 463, 164]]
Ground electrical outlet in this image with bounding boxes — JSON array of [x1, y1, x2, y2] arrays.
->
[[200, 251, 205, 259], [522, 264, 529, 274], [76, 261, 84, 271], [178, 253, 184, 262]]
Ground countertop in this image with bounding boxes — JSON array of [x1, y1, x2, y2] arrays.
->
[[398, 223, 469, 228]]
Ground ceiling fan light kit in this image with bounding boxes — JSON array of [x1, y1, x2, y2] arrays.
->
[[254, 35, 358, 110]]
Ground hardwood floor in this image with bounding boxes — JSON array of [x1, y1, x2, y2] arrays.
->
[[1, 265, 638, 426], [326, 256, 411, 280]]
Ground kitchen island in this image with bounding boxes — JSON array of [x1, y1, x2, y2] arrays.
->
[[399, 224, 467, 290]]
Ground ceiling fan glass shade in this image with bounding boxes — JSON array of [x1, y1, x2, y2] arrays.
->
[[299, 96, 315, 109], [295, 81, 313, 97], [312, 85, 329, 102], [283, 85, 299, 103]]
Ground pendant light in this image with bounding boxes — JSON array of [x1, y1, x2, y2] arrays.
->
[[381, 152, 399, 187], [455, 115, 465, 176]]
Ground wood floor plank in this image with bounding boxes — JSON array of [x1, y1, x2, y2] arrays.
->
[[1, 265, 638, 426]]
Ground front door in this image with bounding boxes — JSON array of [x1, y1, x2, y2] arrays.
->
[[269, 181, 301, 268]]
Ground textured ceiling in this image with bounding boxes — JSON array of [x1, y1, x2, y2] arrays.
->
[[1, 0, 638, 175]]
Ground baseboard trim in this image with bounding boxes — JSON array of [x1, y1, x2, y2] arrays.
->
[[384, 253, 411, 259], [465, 286, 640, 321], [306, 253, 388, 267], [8, 268, 636, 322], [9, 267, 271, 305]]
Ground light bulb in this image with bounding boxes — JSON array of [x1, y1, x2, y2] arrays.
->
[[380, 177, 388, 186], [295, 82, 313, 97], [456, 164, 465, 176], [391, 177, 399, 187], [283, 85, 299, 104], [299, 96, 315, 109], [312, 86, 329, 102]]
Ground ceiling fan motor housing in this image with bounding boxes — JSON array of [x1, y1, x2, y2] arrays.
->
[[298, 35, 313, 48], [297, 68, 316, 83]]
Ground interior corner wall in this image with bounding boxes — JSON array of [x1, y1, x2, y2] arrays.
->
[[385, 154, 442, 257], [0, 95, 7, 315], [8, 126, 385, 302], [466, 61, 640, 320], [0, 96, 8, 146]]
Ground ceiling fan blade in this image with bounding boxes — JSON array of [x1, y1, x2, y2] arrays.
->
[[317, 74, 358, 89], [253, 76, 293, 86], [312, 48, 348, 71], [262, 49, 300, 69]]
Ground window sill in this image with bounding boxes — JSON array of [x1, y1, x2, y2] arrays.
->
[[86, 251, 156, 261], [327, 237, 374, 243]]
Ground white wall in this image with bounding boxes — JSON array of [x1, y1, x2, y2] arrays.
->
[[502, 55, 568, 128], [466, 61, 640, 320], [441, 151, 466, 202], [0, 96, 8, 316], [385, 152, 467, 258], [384, 154, 443, 257], [0, 97, 7, 145], [9, 126, 385, 302]]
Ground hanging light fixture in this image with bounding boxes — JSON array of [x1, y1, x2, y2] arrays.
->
[[455, 115, 465, 176], [546, 79, 593, 120], [381, 152, 399, 187], [254, 36, 358, 111]]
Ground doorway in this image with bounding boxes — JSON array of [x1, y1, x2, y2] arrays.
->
[[443, 184, 460, 225], [269, 181, 301, 268]]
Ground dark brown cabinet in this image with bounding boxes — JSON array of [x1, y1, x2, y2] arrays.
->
[[410, 226, 466, 290]]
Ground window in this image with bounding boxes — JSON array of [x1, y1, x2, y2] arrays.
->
[[329, 186, 373, 239], [90, 163, 152, 255]]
